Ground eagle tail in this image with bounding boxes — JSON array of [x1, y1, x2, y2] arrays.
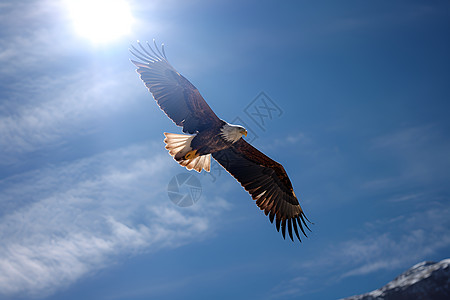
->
[[163, 132, 211, 173]]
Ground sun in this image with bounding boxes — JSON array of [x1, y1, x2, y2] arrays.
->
[[66, 0, 134, 44]]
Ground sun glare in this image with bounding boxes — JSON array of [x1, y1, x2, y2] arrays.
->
[[66, 0, 134, 44]]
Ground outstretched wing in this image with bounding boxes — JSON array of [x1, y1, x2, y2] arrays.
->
[[212, 138, 311, 242], [130, 40, 222, 134]]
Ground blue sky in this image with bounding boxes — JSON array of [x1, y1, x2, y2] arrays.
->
[[1, 0, 449, 299]]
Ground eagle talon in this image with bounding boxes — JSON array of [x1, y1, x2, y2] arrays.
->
[[185, 150, 198, 160]]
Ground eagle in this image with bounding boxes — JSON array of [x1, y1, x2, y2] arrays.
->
[[130, 41, 311, 242]]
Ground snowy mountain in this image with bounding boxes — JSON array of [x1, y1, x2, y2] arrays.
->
[[342, 258, 450, 300]]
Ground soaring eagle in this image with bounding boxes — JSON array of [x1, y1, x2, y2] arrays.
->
[[130, 41, 311, 242]]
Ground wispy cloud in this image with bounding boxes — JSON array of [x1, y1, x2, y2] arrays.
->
[[0, 0, 145, 166], [331, 207, 448, 274], [269, 276, 317, 299], [370, 124, 436, 151], [322, 3, 441, 34], [0, 68, 139, 162], [0, 1, 73, 74], [0, 2, 232, 298], [338, 216, 450, 279], [0, 142, 227, 299], [362, 124, 450, 190], [269, 203, 450, 299]]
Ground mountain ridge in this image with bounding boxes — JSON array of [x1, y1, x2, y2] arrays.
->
[[341, 258, 450, 300]]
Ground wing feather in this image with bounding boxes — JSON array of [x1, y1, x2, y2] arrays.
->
[[297, 216, 308, 237], [269, 211, 275, 223], [288, 218, 294, 241], [212, 139, 311, 242], [130, 41, 221, 133], [292, 217, 302, 242], [276, 217, 281, 232]]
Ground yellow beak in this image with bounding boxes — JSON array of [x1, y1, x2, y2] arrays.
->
[[243, 129, 248, 137]]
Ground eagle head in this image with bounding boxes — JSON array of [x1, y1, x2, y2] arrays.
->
[[221, 123, 247, 143]]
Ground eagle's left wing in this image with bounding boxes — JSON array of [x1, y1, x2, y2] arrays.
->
[[212, 138, 311, 242], [130, 41, 222, 134]]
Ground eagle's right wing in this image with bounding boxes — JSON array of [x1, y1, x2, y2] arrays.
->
[[212, 138, 311, 242], [130, 41, 222, 134]]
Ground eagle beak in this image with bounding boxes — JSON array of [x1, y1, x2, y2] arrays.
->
[[243, 129, 248, 137]]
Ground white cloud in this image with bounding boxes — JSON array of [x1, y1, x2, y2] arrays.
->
[[321, 3, 440, 35], [0, 70, 131, 155], [269, 276, 312, 298], [0, 0, 147, 165], [362, 124, 450, 190], [271, 204, 450, 299], [340, 223, 450, 278], [301, 205, 450, 279], [0, 4, 232, 297], [0, 1, 71, 71], [370, 125, 436, 151], [0, 142, 227, 299]]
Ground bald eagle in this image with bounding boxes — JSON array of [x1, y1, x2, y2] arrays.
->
[[130, 41, 311, 242]]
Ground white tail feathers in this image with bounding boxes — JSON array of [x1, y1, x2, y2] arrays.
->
[[163, 132, 211, 173], [164, 132, 195, 160]]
